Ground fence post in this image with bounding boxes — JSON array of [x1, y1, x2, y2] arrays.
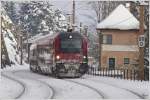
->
[[103, 68, 104, 76], [106, 68, 107, 76], [127, 69, 128, 80], [123, 69, 125, 79], [114, 69, 115, 78], [117, 69, 119, 78], [95, 67, 96, 76], [134, 70, 136, 81]]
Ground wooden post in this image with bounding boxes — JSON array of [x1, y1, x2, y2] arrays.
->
[[138, 5, 145, 80], [20, 35, 23, 65]]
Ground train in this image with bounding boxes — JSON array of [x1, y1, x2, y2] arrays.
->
[[29, 32, 89, 78]]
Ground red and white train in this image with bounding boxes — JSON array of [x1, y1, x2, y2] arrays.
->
[[29, 32, 89, 78]]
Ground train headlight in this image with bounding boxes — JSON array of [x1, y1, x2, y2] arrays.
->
[[69, 35, 72, 39], [56, 55, 60, 60], [83, 56, 86, 59], [83, 56, 88, 63]]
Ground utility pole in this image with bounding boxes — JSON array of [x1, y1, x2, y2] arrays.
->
[[138, 4, 144, 80], [84, 25, 88, 37], [80, 22, 82, 33], [20, 34, 23, 65], [72, 0, 75, 31]]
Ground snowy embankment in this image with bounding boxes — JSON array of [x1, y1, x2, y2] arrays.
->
[[83, 74, 149, 99]]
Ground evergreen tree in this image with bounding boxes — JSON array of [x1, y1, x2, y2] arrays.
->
[[18, 1, 67, 37], [2, 1, 18, 23]]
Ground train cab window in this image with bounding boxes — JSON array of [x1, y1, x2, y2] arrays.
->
[[60, 39, 81, 53]]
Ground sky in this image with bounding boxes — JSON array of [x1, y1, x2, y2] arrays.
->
[[50, 0, 97, 33], [2, 0, 98, 33]]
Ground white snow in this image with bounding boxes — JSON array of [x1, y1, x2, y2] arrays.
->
[[83, 74, 149, 99], [1, 64, 149, 99], [2, 8, 20, 65], [27, 32, 55, 44], [97, 4, 146, 30], [2, 30, 20, 64], [1, 7, 13, 24], [0, 75, 23, 99]]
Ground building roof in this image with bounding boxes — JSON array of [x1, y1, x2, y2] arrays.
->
[[97, 4, 146, 30]]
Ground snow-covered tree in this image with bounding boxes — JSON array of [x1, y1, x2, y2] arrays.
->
[[1, 7, 20, 68], [2, 1, 18, 24], [18, 1, 67, 37]]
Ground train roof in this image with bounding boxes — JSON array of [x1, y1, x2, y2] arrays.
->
[[30, 33, 59, 45], [30, 31, 86, 50]]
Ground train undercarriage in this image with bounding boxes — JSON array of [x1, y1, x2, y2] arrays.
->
[[30, 61, 89, 78]]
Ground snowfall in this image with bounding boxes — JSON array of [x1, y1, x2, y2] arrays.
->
[[0, 64, 149, 100]]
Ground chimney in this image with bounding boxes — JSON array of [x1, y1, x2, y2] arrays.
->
[[125, 3, 131, 11]]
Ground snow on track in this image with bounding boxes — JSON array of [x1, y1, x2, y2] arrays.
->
[[85, 78, 144, 99], [64, 79, 105, 98], [0, 74, 25, 99], [83, 74, 149, 99], [68, 78, 141, 99], [14, 69, 102, 99], [2, 71, 54, 99]]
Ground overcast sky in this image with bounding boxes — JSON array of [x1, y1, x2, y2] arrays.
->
[[50, 0, 97, 33]]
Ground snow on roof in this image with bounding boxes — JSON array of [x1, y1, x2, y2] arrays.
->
[[27, 32, 57, 44], [97, 4, 146, 30]]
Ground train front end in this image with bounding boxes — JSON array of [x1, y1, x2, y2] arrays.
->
[[53, 32, 89, 78]]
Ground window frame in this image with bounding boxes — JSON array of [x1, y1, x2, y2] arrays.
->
[[124, 58, 130, 65], [103, 34, 112, 44]]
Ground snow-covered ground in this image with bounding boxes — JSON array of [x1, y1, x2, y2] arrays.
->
[[0, 64, 149, 99]]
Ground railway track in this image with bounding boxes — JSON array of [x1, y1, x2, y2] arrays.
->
[[2, 71, 54, 99], [67, 78, 142, 99], [64, 79, 106, 99], [85, 78, 145, 99], [13, 70, 55, 99], [1, 72, 25, 99]]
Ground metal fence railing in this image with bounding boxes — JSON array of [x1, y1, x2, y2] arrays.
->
[[86, 67, 149, 81]]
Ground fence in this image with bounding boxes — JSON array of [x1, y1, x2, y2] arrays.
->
[[86, 67, 149, 81]]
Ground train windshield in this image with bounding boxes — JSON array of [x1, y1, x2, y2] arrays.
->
[[60, 39, 81, 53]]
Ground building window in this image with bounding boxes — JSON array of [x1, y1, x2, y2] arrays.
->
[[124, 58, 130, 64], [103, 35, 112, 44]]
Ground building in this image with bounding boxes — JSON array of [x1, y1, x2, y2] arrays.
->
[[97, 4, 146, 69]]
